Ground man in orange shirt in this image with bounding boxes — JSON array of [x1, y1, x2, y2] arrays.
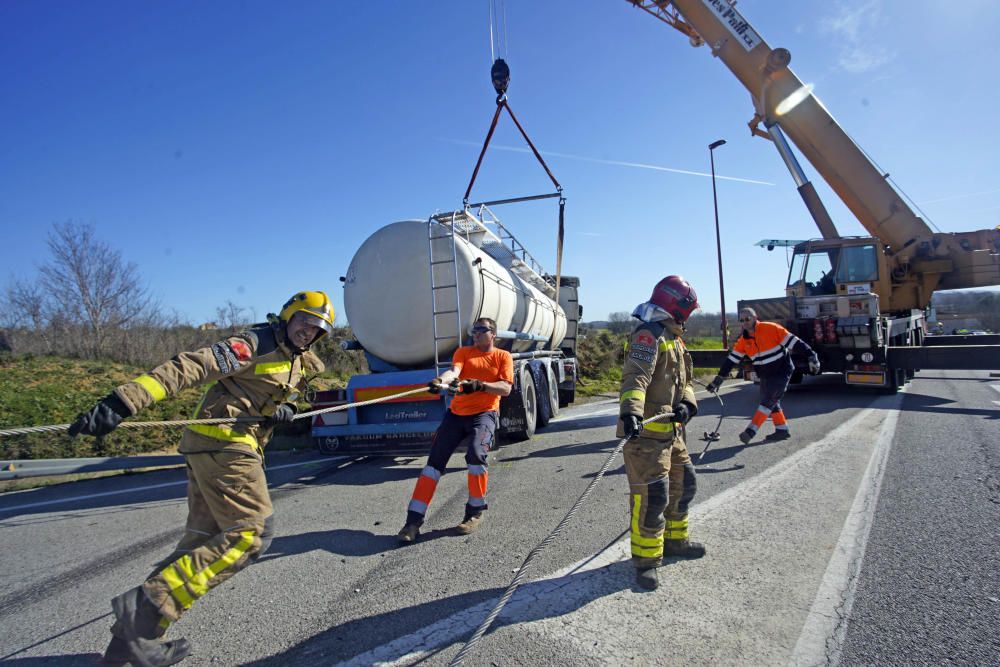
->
[[707, 307, 820, 444], [397, 317, 514, 543]]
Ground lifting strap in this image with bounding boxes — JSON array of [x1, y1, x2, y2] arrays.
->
[[463, 58, 567, 305], [462, 59, 562, 207]]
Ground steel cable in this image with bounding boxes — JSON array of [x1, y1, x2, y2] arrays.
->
[[0, 387, 430, 439], [449, 409, 674, 666]]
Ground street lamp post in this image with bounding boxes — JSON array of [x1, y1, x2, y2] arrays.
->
[[709, 139, 729, 348]]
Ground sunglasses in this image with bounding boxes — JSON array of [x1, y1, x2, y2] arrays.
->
[[471, 326, 494, 334]]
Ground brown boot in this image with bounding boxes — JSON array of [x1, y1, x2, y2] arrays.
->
[[664, 539, 706, 559], [455, 512, 483, 535], [397, 523, 420, 544]]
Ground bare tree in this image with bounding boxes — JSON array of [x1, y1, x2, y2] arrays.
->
[[607, 311, 632, 334], [214, 301, 254, 332], [2, 221, 164, 359]]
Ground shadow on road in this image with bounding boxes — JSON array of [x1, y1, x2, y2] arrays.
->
[[242, 557, 644, 666]]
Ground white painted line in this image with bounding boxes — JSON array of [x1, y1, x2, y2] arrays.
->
[[345, 401, 893, 666], [791, 397, 901, 665], [0, 457, 344, 514]]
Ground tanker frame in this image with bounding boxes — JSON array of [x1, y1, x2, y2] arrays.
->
[[311, 206, 581, 454], [630, 0, 1000, 390]]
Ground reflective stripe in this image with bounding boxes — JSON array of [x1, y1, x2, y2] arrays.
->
[[161, 564, 196, 610], [163, 530, 255, 608], [658, 340, 675, 351], [645, 421, 675, 433], [631, 493, 664, 559], [255, 361, 291, 375], [620, 389, 645, 403], [665, 517, 689, 540], [134, 374, 167, 402], [419, 465, 442, 481], [187, 424, 258, 447], [468, 464, 487, 476]]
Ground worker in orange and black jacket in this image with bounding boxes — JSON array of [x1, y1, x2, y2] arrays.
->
[[707, 306, 820, 444], [69, 291, 333, 667]]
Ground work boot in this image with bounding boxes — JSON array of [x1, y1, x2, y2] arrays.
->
[[765, 430, 791, 441], [455, 512, 483, 535], [397, 523, 420, 544], [111, 587, 191, 667], [739, 428, 755, 445], [664, 539, 706, 559], [635, 566, 659, 591]]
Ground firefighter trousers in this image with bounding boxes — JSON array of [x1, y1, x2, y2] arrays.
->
[[623, 432, 697, 569], [142, 450, 274, 622]]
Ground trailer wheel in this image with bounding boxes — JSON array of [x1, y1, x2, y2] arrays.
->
[[510, 366, 537, 441]]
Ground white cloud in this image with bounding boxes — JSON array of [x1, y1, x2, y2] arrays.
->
[[820, 1, 896, 73]]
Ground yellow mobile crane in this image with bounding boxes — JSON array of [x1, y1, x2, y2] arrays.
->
[[629, 0, 1000, 390]]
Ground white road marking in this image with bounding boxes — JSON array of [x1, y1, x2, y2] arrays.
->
[[344, 396, 903, 665], [0, 457, 344, 514], [791, 396, 900, 665]]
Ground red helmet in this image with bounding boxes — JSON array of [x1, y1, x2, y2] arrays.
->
[[649, 275, 699, 324]]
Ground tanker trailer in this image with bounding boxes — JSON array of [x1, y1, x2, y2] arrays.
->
[[312, 207, 581, 455]]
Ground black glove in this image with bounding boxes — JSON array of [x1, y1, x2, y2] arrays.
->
[[446, 379, 462, 395], [622, 414, 643, 440], [427, 380, 444, 395], [673, 401, 697, 425], [265, 403, 297, 427], [459, 379, 484, 394], [706, 375, 723, 394], [68, 393, 132, 438], [808, 355, 821, 375]]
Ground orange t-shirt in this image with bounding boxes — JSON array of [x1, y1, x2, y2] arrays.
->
[[450, 345, 514, 416]]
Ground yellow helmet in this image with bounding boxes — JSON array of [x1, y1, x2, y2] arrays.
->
[[279, 291, 335, 338]]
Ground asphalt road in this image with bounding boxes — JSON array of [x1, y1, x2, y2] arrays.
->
[[0, 369, 997, 666]]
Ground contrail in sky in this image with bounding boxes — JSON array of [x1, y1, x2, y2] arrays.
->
[[441, 139, 775, 186], [917, 187, 1000, 205]]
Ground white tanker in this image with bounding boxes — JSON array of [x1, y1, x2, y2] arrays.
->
[[313, 208, 581, 454], [344, 219, 568, 366]]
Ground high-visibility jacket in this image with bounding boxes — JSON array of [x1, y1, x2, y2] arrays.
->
[[617, 320, 697, 441], [718, 320, 814, 378], [114, 320, 323, 457]]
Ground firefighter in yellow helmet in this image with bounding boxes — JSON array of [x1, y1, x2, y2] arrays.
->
[[69, 291, 333, 667], [617, 276, 705, 591]]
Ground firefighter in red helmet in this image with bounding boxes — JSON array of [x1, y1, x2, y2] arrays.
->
[[617, 276, 705, 591]]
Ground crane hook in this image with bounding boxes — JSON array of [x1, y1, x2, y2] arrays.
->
[[491, 58, 510, 101]]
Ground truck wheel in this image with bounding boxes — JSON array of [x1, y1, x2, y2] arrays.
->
[[511, 366, 537, 441]]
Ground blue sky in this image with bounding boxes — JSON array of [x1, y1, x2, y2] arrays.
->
[[3, 0, 999, 327]]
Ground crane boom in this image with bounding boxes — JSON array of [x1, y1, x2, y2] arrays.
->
[[629, 0, 1000, 308]]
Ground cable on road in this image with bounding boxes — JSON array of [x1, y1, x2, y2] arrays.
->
[[0, 387, 430, 439], [692, 378, 726, 463], [449, 409, 675, 666]]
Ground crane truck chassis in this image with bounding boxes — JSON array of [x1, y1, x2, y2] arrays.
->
[[634, 0, 1000, 390], [311, 208, 581, 455]]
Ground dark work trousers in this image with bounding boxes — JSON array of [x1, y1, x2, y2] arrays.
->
[[406, 410, 498, 523], [758, 365, 793, 413]]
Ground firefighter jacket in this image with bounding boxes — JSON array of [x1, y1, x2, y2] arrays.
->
[[616, 320, 697, 441], [113, 321, 323, 457], [718, 320, 814, 379]]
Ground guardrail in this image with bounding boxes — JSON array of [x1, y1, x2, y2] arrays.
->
[[1, 455, 184, 481]]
